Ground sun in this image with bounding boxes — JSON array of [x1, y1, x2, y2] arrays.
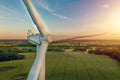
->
[[114, 15, 120, 27], [111, 11, 120, 31]]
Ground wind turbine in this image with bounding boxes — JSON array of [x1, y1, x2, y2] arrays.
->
[[23, 0, 105, 80]]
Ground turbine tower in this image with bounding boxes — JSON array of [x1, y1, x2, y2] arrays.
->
[[23, 0, 105, 80]]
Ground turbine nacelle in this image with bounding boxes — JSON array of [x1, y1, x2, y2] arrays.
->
[[27, 34, 53, 45]]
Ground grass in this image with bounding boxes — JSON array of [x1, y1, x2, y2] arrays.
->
[[46, 52, 120, 80], [0, 53, 36, 80], [0, 52, 120, 80]]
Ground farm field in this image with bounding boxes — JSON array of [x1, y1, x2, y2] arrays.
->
[[0, 52, 120, 80], [46, 52, 120, 80], [0, 53, 35, 80]]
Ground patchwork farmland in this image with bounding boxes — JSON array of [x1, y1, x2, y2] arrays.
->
[[0, 40, 120, 80], [46, 52, 120, 80], [0, 52, 120, 80]]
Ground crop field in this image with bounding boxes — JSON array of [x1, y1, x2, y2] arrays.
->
[[0, 52, 120, 80], [46, 52, 120, 80], [0, 53, 35, 80]]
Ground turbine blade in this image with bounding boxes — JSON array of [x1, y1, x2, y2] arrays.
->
[[53, 33, 105, 42], [23, 0, 48, 36], [27, 41, 49, 80]]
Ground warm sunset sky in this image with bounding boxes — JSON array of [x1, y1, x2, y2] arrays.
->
[[0, 0, 120, 39]]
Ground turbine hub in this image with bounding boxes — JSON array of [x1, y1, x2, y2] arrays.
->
[[46, 35, 53, 43], [40, 35, 53, 43]]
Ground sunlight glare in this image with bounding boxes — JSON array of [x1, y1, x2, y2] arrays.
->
[[111, 11, 120, 33]]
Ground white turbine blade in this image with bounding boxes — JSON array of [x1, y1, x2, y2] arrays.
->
[[23, 0, 48, 36], [53, 33, 105, 42], [27, 41, 49, 80]]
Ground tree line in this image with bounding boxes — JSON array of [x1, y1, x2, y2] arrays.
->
[[0, 50, 25, 61], [88, 48, 120, 61]]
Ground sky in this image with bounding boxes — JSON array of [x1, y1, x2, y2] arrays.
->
[[0, 0, 120, 39]]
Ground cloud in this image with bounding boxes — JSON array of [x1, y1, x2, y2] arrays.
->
[[0, 5, 17, 15], [36, 0, 72, 20], [97, 4, 110, 8], [0, 5, 12, 20], [0, 4, 17, 17], [36, 0, 52, 12], [52, 13, 72, 20], [0, 4, 26, 23]]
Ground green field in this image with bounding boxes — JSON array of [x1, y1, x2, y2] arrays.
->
[[0, 52, 120, 80], [0, 53, 35, 80], [46, 52, 120, 80]]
